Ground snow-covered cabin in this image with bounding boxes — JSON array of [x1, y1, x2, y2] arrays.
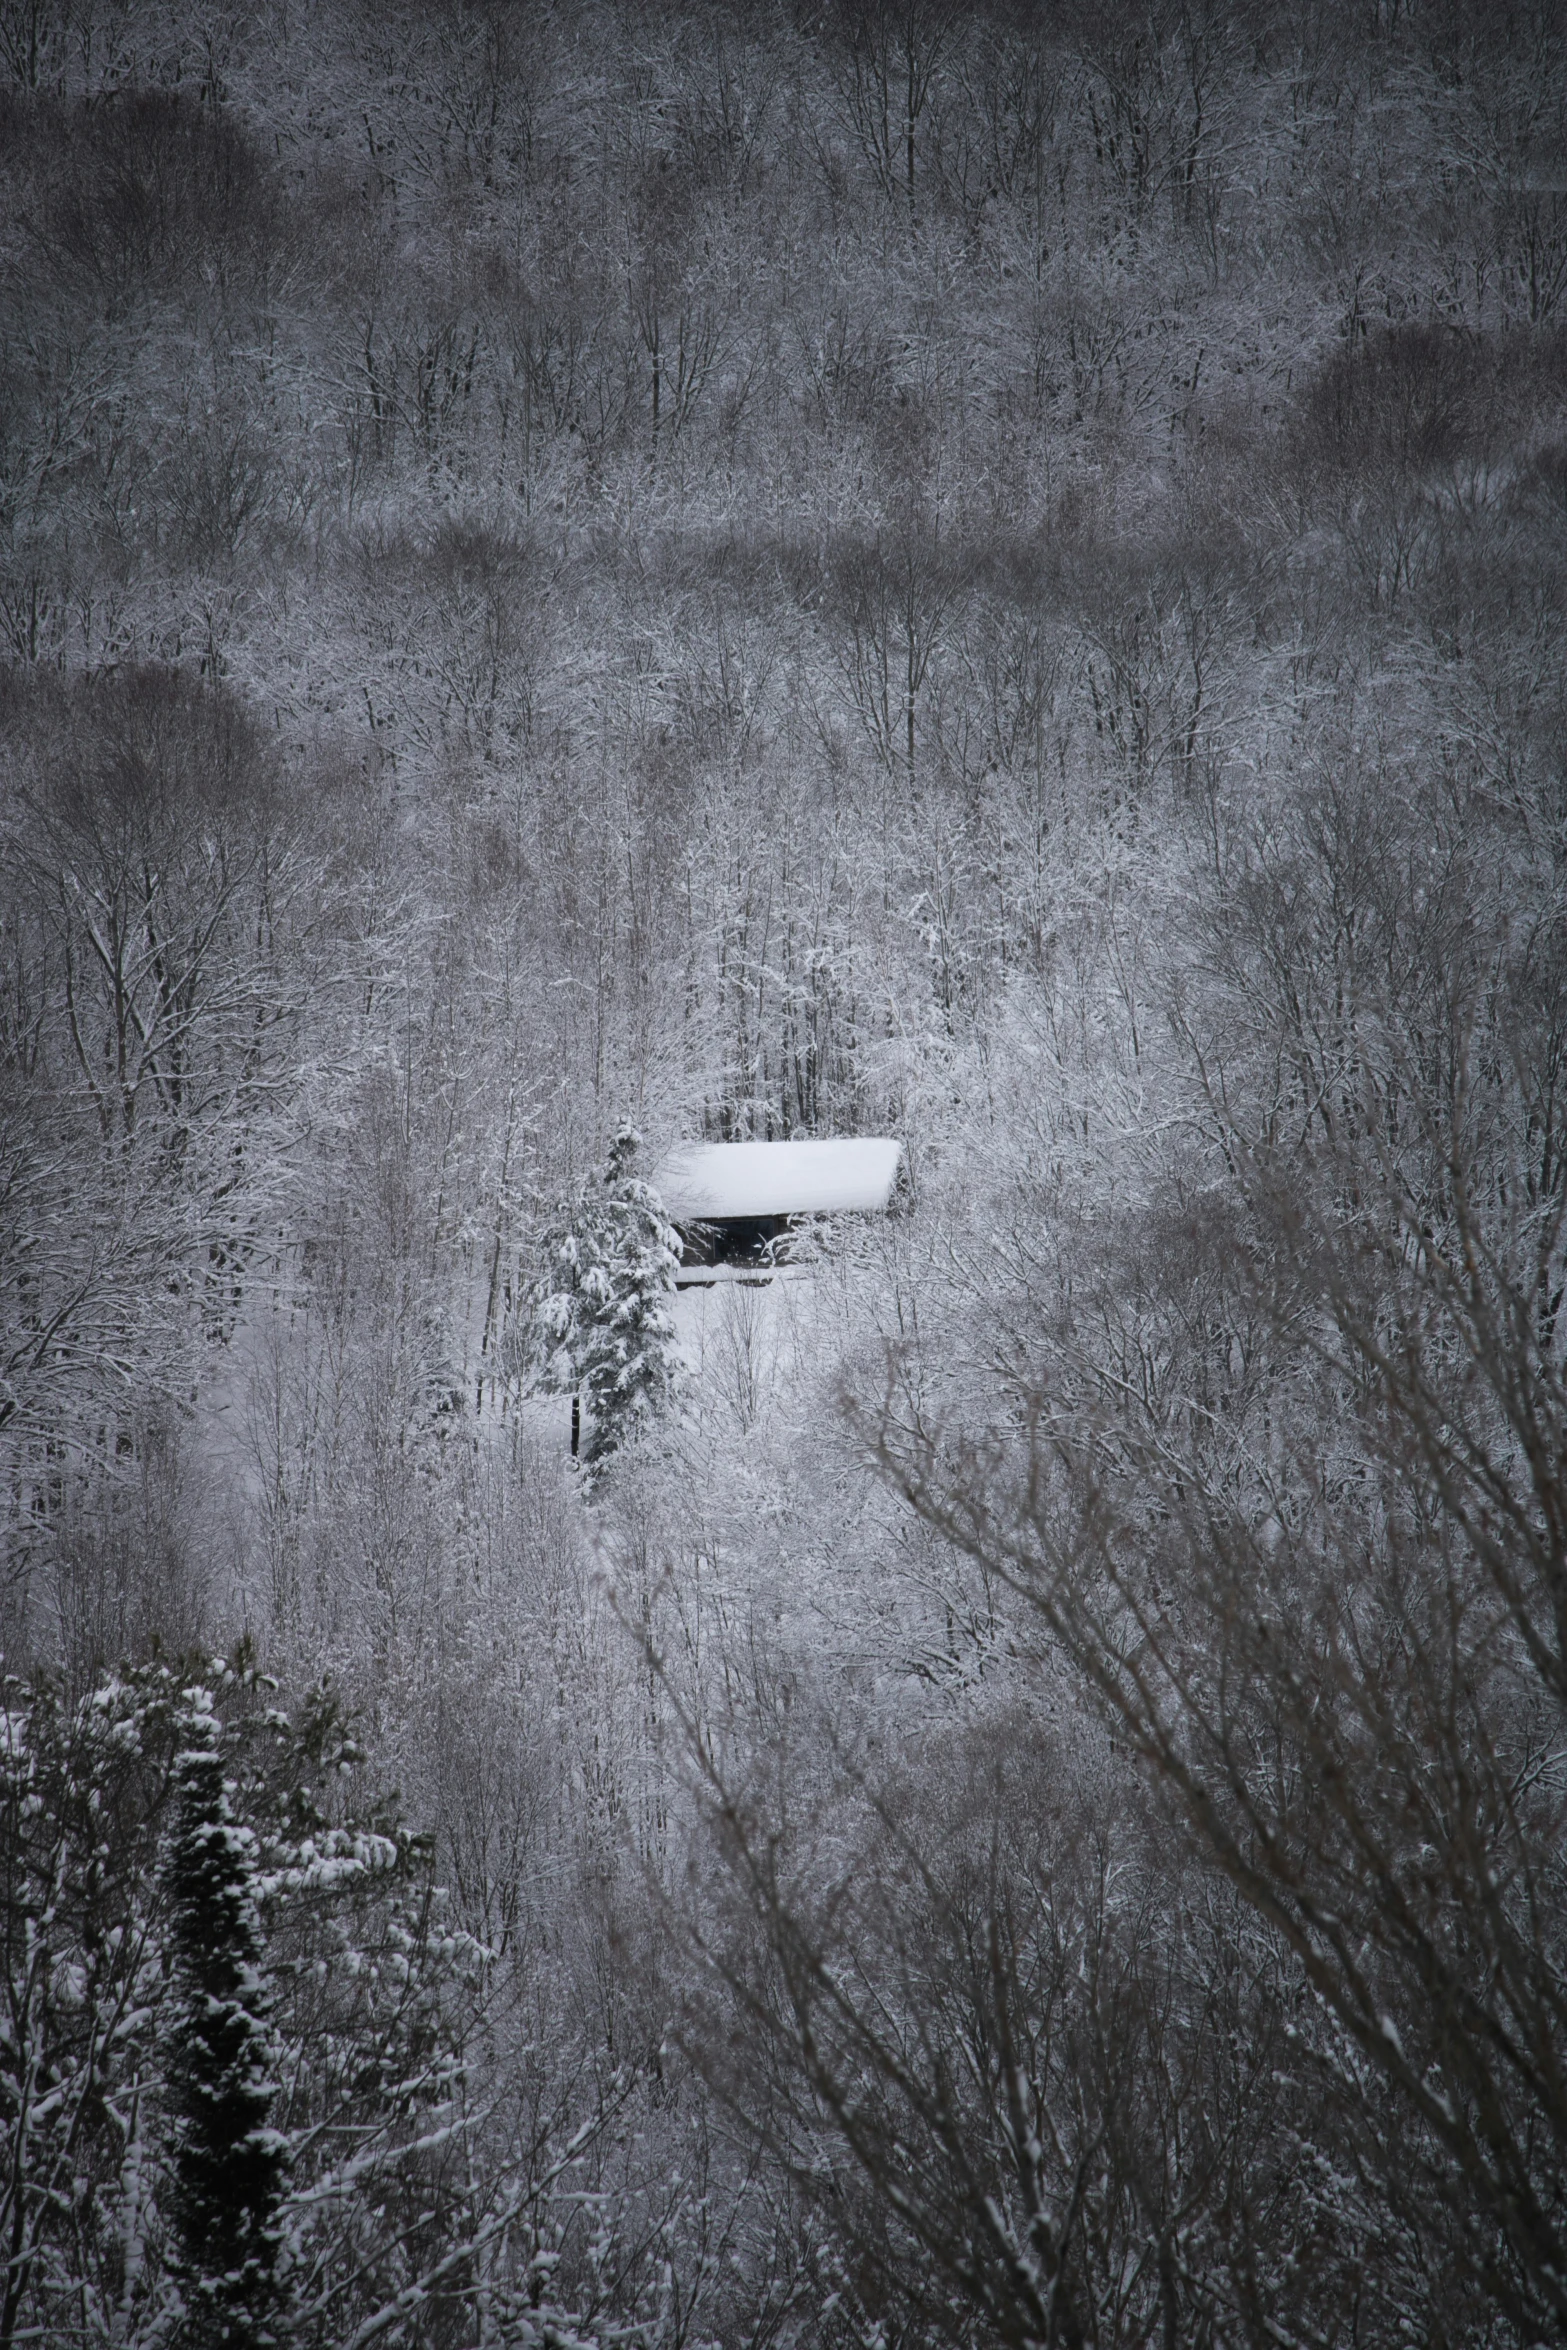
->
[[657, 1138, 904, 1285]]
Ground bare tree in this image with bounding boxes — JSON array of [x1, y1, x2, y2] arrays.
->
[[879, 771, 1567, 2340], [674, 1683, 1449, 2347], [828, 0, 962, 222]]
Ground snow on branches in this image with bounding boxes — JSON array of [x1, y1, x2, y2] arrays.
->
[[0, 1655, 611, 2350], [512, 1126, 682, 1475]]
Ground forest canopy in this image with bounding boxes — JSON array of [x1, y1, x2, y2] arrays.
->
[[2, 1, 1566, 2344]]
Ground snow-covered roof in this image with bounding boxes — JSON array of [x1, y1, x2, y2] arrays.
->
[[657, 1138, 904, 1221]]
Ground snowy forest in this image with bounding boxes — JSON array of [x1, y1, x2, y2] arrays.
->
[[3, 0, 1567, 2341]]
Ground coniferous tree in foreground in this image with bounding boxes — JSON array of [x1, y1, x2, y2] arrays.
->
[[163, 1687, 287, 2350], [1, 1655, 654, 2350]]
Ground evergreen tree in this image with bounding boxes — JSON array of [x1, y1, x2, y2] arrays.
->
[[516, 1125, 682, 1473], [163, 1686, 287, 2350], [0, 1654, 592, 2349]]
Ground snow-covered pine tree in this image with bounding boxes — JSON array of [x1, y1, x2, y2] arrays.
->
[[1, 1656, 630, 2347], [515, 1125, 681, 1474], [163, 1686, 287, 2350], [575, 1126, 684, 1471]]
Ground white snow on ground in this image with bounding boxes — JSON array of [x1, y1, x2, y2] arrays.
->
[[668, 1264, 815, 1430], [657, 1138, 903, 1219]]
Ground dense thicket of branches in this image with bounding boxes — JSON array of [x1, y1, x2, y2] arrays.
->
[[2, 1, 1565, 2343]]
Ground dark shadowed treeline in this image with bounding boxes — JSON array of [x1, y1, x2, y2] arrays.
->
[[2, 2, 1566, 2344]]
